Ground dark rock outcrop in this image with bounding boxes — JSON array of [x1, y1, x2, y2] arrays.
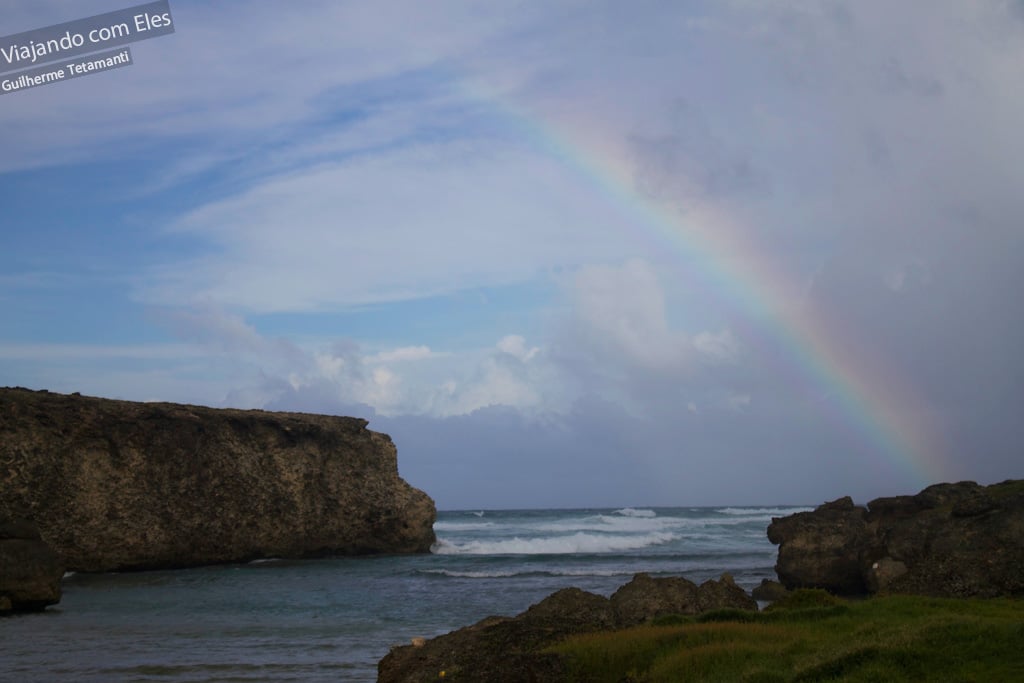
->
[[751, 578, 788, 602], [767, 496, 872, 594], [378, 573, 756, 683], [767, 480, 1024, 597], [0, 518, 63, 612], [0, 388, 436, 572], [609, 572, 755, 626]]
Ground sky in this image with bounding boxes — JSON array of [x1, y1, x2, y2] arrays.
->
[[2, 1, 1022, 509]]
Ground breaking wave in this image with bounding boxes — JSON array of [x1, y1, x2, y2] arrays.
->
[[419, 567, 642, 579], [716, 507, 814, 517], [613, 508, 657, 517], [433, 521, 495, 531], [430, 531, 679, 555]]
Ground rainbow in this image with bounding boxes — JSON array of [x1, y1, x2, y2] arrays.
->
[[471, 88, 950, 488]]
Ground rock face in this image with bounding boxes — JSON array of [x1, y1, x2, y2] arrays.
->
[[768, 496, 873, 595], [0, 518, 63, 612], [378, 573, 756, 683], [767, 480, 1024, 597], [0, 388, 436, 572]]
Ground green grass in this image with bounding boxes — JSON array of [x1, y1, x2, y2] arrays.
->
[[550, 591, 1024, 682], [987, 479, 1024, 501]]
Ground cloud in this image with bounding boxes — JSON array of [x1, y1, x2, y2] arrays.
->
[[0, 1, 551, 173], [366, 346, 438, 364], [151, 304, 569, 418], [554, 260, 746, 399], [562, 259, 694, 374], [136, 139, 641, 312], [496, 335, 539, 362]]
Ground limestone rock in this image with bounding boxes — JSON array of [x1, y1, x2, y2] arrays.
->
[[767, 480, 1024, 597], [0, 388, 436, 572], [610, 573, 699, 626], [767, 496, 871, 594], [0, 518, 63, 611], [697, 573, 758, 612]]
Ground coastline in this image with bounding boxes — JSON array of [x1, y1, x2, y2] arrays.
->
[[380, 480, 1024, 681], [2, 506, 789, 681]]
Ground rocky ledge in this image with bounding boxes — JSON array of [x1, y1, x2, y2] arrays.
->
[[0, 388, 436, 573], [767, 479, 1024, 597], [378, 573, 756, 683]]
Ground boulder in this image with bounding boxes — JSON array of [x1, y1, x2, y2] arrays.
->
[[767, 496, 871, 594], [696, 573, 758, 612], [767, 480, 1024, 597], [0, 518, 63, 612], [0, 388, 436, 572], [610, 573, 699, 626]]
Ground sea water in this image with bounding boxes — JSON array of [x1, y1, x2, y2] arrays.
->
[[0, 506, 809, 682]]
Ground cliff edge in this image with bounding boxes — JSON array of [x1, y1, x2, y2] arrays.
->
[[0, 388, 436, 572]]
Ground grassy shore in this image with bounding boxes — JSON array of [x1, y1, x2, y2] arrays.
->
[[550, 590, 1024, 682]]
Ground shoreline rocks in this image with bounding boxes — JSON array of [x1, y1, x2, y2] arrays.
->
[[0, 387, 436, 573], [767, 480, 1024, 597], [378, 572, 756, 683]]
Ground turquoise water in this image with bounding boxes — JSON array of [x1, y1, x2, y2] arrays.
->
[[0, 506, 808, 681]]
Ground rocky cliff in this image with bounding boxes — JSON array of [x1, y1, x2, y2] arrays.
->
[[0, 388, 436, 572], [767, 480, 1024, 597]]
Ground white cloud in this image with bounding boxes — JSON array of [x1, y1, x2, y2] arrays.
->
[[564, 259, 743, 376], [496, 335, 539, 362], [137, 140, 641, 312], [0, 1, 557, 173], [568, 259, 693, 373], [366, 346, 437, 363]]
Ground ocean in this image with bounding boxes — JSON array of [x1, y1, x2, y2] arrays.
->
[[1, 506, 809, 682]]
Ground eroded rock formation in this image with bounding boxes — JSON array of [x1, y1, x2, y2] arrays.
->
[[378, 573, 756, 683], [767, 480, 1024, 597], [0, 388, 436, 572], [0, 518, 63, 612]]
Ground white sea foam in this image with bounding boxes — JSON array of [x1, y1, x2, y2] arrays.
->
[[717, 507, 814, 516], [433, 521, 495, 531], [614, 507, 657, 517], [531, 515, 676, 534], [420, 567, 640, 579], [431, 531, 679, 555]]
